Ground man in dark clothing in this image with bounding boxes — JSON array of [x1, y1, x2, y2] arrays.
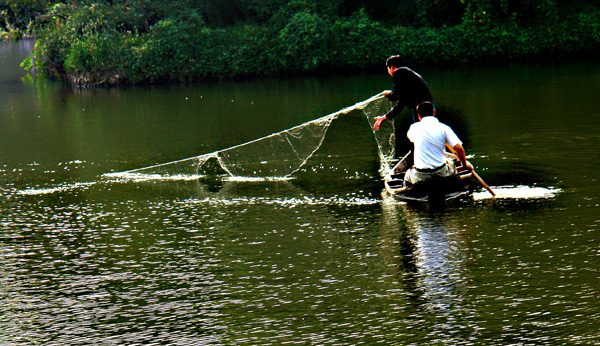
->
[[373, 55, 434, 131]]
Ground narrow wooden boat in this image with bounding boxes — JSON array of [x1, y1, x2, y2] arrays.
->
[[384, 151, 474, 203]]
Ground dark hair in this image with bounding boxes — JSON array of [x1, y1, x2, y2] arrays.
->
[[416, 102, 434, 117], [386, 55, 403, 68]]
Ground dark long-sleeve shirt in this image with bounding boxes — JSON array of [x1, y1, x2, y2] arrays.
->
[[385, 67, 433, 119]]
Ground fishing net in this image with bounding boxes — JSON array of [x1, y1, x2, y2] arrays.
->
[[106, 91, 395, 180]]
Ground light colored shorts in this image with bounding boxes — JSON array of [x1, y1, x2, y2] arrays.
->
[[404, 158, 457, 186]]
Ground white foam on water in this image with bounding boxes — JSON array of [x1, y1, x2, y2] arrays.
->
[[186, 195, 380, 207], [105, 172, 293, 182], [17, 182, 97, 196], [473, 186, 561, 200], [224, 176, 293, 182], [104, 172, 206, 182], [16, 174, 297, 196]]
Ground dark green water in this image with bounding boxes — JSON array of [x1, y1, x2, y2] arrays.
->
[[1, 39, 599, 345]]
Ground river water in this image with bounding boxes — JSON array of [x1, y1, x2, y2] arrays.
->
[[1, 39, 599, 345]]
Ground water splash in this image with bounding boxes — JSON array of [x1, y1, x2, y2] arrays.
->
[[104, 172, 294, 182], [473, 185, 561, 200], [186, 195, 380, 207], [16, 182, 97, 196]]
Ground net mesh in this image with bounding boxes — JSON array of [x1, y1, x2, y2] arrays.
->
[[106, 91, 395, 180]]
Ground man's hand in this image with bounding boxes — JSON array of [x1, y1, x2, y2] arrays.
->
[[373, 116, 387, 131]]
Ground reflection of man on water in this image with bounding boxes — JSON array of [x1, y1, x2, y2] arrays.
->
[[373, 55, 434, 130], [404, 102, 473, 186], [379, 200, 473, 335]]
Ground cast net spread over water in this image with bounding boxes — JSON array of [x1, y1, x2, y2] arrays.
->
[[106, 92, 395, 181]]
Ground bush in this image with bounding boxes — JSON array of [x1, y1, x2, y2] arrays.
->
[[329, 9, 387, 68], [26, 2, 600, 86], [278, 10, 329, 71]]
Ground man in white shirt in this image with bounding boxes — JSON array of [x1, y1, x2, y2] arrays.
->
[[404, 102, 473, 185]]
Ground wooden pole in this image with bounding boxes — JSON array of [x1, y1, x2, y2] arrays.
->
[[446, 144, 496, 197]]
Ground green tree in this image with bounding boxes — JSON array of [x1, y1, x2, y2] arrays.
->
[[1, 0, 50, 39], [9, 0, 600, 85], [462, 0, 560, 26]]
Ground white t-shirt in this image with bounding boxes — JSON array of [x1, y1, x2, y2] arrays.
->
[[407, 116, 462, 169]]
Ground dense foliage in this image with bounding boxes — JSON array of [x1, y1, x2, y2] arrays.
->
[[4, 0, 600, 85]]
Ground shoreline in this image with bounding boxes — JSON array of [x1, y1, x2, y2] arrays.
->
[[16, 11, 600, 87]]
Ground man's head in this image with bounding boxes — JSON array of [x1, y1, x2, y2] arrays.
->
[[416, 102, 435, 119], [386, 55, 403, 69], [386, 55, 403, 77]]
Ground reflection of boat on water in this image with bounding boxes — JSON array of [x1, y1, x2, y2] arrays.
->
[[378, 195, 474, 340], [384, 151, 474, 203]]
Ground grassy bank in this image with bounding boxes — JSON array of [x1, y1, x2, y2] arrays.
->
[[22, 6, 600, 86]]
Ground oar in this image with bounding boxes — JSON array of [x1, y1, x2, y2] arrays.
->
[[446, 144, 496, 197]]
